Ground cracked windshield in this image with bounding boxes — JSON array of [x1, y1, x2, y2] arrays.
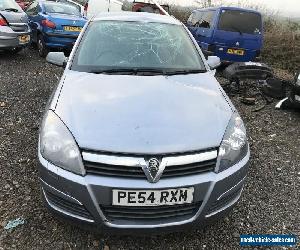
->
[[72, 21, 206, 74]]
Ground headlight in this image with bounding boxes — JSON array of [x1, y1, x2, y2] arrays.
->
[[216, 112, 248, 172], [40, 110, 85, 176]]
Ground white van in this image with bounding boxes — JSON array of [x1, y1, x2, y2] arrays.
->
[[84, 0, 123, 19]]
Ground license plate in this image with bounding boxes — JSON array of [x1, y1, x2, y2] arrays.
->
[[18, 35, 30, 44], [64, 26, 82, 32], [112, 187, 194, 206], [227, 48, 244, 56]]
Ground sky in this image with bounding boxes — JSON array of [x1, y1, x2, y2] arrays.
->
[[247, 0, 299, 17], [150, 0, 300, 18]]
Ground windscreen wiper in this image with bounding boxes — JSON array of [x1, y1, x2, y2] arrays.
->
[[89, 68, 166, 75], [135, 68, 166, 75], [165, 69, 207, 76], [89, 68, 206, 76], [4, 8, 19, 12], [90, 69, 137, 75]]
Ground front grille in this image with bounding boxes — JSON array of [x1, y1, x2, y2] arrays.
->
[[85, 161, 145, 178], [9, 23, 29, 32], [101, 202, 201, 224], [162, 160, 216, 178], [45, 190, 93, 221], [85, 160, 215, 179], [83, 150, 217, 179]]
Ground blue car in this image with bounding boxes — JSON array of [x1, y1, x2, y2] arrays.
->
[[187, 7, 263, 63], [26, 0, 86, 57]]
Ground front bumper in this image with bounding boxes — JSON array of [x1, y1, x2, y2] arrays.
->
[[38, 148, 250, 233], [201, 47, 259, 63], [0, 26, 31, 50]]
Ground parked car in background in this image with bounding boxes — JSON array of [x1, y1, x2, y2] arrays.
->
[[132, 1, 169, 15], [26, 0, 86, 57], [16, 0, 30, 10], [84, 0, 122, 19], [39, 12, 250, 233], [186, 7, 263, 63], [0, 0, 31, 53]]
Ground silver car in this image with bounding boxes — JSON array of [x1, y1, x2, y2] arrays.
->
[[0, 0, 30, 53], [39, 12, 250, 233]]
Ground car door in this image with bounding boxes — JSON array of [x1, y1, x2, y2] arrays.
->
[[186, 11, 201, 37], [193, 11, 215, 46], [187, 10, 215, 49], [212, 9, 263, 62]]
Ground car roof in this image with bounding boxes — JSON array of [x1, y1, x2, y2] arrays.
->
[[193, 6, 261, 14], [93, 12, 181, 25], [39, 0, 79, 5]]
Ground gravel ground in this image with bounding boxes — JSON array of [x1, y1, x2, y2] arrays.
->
[[0, 48, 299, 250]]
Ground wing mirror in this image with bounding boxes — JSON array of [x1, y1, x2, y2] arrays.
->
[[207, 56, 221, 70], [46, 52, 67, 67]]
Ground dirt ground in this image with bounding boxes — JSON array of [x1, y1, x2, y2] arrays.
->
[[0, 48, 299, 249]]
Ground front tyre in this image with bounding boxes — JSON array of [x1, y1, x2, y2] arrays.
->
[[37, 34, 49, 58]]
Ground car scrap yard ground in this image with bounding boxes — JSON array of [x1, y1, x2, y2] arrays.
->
[[0, 49, 299, 249]]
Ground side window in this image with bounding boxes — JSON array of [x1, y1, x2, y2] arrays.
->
[[193, 11, 203, 27], [196, 11, 215, 29], [188, 12, 199, 26], [26, 1, 38, 16], [188, 12, 204, 27]]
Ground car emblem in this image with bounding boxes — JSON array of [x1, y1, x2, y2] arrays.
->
[[236, 41, 240, 46], [142, 157, 166, 183], [148, 158, 160, 177]]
